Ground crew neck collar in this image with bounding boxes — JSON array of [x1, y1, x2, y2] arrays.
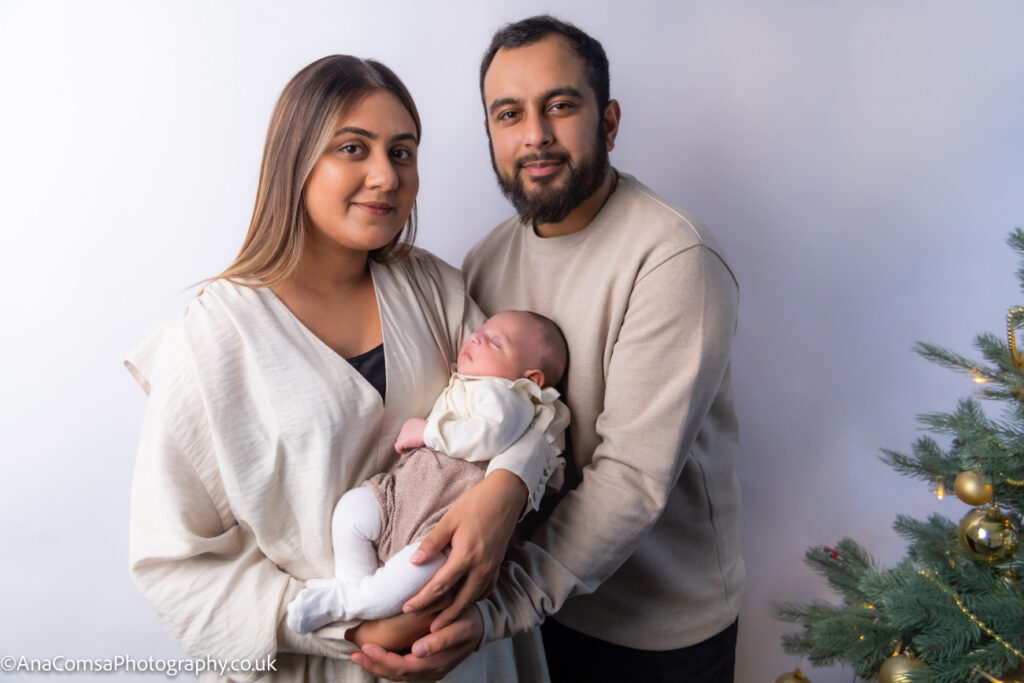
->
[[520, 169, 634, 253]]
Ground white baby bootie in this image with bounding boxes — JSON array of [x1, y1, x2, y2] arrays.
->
[[285, 578, 348, 634]]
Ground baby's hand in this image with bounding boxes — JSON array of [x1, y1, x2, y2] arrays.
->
[[394, 418, 427, 453]]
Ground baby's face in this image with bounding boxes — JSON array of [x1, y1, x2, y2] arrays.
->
[[456, 312, 540, 381]]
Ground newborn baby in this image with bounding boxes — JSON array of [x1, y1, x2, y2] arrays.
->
[[286, 310, 569, 635]]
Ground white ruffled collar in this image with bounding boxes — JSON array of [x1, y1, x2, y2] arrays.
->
[[449, 372, 561, 404]]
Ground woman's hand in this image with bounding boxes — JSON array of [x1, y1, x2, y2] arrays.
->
[[350, 607, 483, 681], [401, 469, 526, 630]]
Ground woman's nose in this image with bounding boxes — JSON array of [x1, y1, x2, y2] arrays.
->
[[366, 151, 400, 191]]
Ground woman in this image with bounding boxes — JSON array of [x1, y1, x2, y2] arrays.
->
[[126, 56, 556, 682]]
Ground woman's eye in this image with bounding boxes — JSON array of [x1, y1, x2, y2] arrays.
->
[[391, 148, 415, 161], [338, 143, 364, 155]]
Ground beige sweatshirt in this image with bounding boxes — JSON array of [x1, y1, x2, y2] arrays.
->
[[464, 172, 745, 651], [126, 249, 554, 682]]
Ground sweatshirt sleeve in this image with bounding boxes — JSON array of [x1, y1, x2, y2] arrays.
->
[[477, 246, 738, 640], [128, 376, 356, 675]]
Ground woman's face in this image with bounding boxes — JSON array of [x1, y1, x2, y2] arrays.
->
[[304, 90, 419, 254]]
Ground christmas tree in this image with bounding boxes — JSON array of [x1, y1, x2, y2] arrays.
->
[[774, 231, 1024, 683]]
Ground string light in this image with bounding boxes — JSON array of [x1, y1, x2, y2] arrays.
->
[[968, 365, 989, 383], [919, 571, 1024, 659]]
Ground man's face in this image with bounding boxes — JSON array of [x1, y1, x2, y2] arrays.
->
[[482, 34, 609, 226]]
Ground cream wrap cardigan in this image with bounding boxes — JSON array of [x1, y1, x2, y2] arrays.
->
[[126, 249, 557, 682]]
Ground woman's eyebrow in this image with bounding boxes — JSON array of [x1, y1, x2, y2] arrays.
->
[[332, 127, 418, 144], [333, 126, 376, 139]]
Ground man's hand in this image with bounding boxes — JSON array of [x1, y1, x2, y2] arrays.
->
[[402, 469, 526, 630], [394, 419, 428, 453], [350, 606, 483, 681]]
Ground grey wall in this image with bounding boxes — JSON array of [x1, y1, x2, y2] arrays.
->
[[2, 2, 1022, 681]]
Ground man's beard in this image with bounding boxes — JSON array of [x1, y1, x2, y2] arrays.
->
[[490, 126, 609, 227]]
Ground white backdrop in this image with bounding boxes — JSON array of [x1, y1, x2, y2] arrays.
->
[[2, 2, 1023, 681]]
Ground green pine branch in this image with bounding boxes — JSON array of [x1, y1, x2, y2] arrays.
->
[[774, 230, 1024, 682]]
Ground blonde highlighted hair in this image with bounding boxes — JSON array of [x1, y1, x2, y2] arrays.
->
[[213, 55, 421, 287]]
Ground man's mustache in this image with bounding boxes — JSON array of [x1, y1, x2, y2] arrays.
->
[[515, 152, 571, 171]]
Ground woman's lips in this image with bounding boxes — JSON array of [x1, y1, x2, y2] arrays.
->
[[354, 202, 395, 215]]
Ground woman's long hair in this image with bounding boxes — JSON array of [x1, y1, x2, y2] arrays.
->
[[212, 56, 421, 287]]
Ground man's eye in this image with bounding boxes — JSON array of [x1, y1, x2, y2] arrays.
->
[[550, 102, 573, 113], [497, 110, 519, 122]]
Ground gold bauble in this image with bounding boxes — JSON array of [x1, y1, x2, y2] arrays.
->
[[958, 507, 1021, 563], [878, 653, 928, 683], [775, 668, 811, 683], [1002, 668, 1024, 683], [954, 470, 994, 506]]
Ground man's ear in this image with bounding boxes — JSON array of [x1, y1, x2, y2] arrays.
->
[[604, 99, 622, 152], [523, 368, 546, 387]]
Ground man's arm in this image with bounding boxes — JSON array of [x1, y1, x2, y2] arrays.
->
[[476, 245, 738, 640]]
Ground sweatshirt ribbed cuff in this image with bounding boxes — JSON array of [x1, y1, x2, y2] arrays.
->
[[475, 598, 499, 645]]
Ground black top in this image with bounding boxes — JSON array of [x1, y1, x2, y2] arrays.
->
[[346, 343, 386, 400]]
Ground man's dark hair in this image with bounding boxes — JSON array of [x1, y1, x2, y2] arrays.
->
[[479, 15, 610, 112]]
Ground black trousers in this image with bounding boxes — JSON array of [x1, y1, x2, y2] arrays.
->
[[541, 617, 738, 683]]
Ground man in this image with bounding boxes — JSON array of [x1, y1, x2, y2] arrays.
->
[[354, 15, 743, 682]]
